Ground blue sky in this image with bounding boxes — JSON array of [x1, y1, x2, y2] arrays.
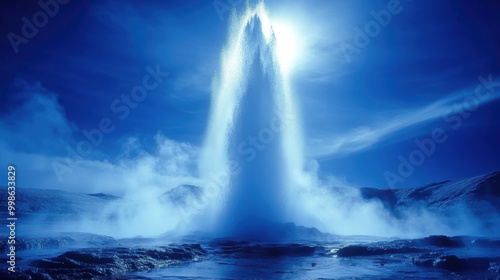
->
[[0, 0, 499, 193]]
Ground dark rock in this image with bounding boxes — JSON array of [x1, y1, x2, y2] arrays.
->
[[18, 244, 206, 279], [413, 253, 496, 272], [1, 237, 76, 252], [336, 245, 370, 257], [434, 255, 467, 271], [464, 257, 492, 271], [417, 235, 465, 248], [59, 251, 115, 264]]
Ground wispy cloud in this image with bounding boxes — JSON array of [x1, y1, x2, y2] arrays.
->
[[0, 80, 201, 194], [308, 76, 500, 158], [0, 79, 75, 155]]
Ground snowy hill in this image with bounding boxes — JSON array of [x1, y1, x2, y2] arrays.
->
[[394, 171, 500, 210], [356, 171, 500, 212], [3, 171, 500, 215], [2, 171, 499, 231], [0, 188, 119, 216]]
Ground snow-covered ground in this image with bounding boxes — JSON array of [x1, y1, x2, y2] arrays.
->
[[1, 171, 499, 279]]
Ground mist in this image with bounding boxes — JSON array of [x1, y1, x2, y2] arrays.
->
[[1, 4, 498, 241]]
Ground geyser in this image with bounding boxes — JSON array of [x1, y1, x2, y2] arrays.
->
[[199, 3, 304, 238]]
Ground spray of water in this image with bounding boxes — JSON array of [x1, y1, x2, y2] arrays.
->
[[199, 2, 305, 238], [44, 1, 498, 240]]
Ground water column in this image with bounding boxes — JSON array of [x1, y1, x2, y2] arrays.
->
[[199, 3, 304, 238]]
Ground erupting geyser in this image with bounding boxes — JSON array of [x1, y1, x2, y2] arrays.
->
[[199, 3, 305, 238]]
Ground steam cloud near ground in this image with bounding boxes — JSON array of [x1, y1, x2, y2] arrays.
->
[[1, 80, 496, 238]]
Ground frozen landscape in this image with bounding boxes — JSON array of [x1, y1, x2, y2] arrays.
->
[[1, 171, 500, 279], [1, 1, 499, 279]]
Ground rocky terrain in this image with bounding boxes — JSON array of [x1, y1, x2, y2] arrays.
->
[[1, 171, 499, 279], [2, 232, 499, 279]]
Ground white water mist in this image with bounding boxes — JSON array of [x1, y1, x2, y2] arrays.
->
[[199, 2, 305, 237]]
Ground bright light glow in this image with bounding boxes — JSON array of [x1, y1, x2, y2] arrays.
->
[[237, 2, 302, 74], [271, 21, 300, 74]]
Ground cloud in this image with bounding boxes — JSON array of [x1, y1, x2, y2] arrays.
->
[[0, 80, 209, 236], [0, 80, 202, 195], [173, 70, 212, 97], [0, 79, 75, 155], [2, 79, 495, 238], [307, 76, 500, 158]]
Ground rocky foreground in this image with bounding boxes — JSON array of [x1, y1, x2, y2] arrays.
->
[[0, 171, 499, 278], [0, 232, 499, 279]]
